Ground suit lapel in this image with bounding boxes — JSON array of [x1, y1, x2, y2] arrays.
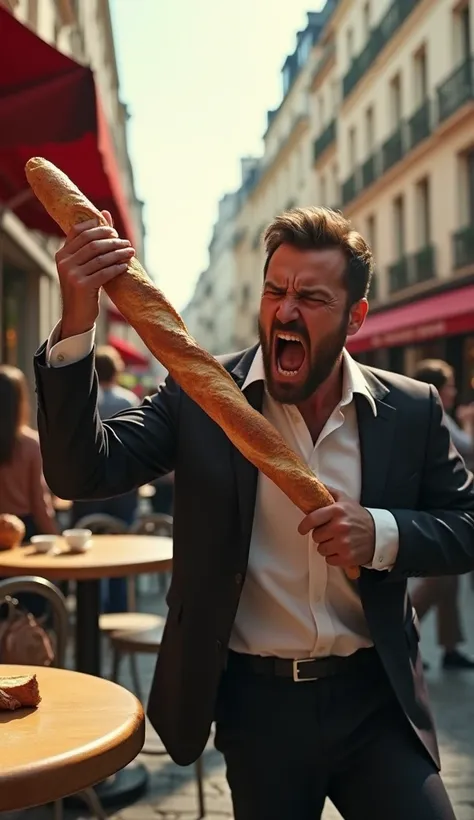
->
[[355, 368, 397, 509]]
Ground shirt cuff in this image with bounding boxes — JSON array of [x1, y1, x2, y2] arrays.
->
[[46, 322, 96, 368], [364, 508, 400, 571]]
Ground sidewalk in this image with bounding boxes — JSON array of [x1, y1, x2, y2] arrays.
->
[[112, 576, 474, 820]]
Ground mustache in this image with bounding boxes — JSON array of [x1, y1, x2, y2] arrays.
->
[[271, 320, 309, 346]]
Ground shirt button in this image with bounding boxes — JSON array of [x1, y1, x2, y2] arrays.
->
[[57, 353, 65, 362], [235, 573, 243, 585]]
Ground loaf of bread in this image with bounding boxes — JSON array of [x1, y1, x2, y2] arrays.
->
[[0, 514, 26, 550], [0, 674, 41, 709], [25, 157, 359, 580]]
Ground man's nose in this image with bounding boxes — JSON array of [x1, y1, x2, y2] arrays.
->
[[276, 297, 299, 324]]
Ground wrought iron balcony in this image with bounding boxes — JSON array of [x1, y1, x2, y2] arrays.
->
[[437, 58, 474, 123], [361, 153, 379, 189], [388, 257, 410, 292], [411, 244, 435, 283], [381, 124, 406, 173], [407, 100, 432, 150], [341, 172, 360, 205], [453, 225, 474, 269], [342, 0, 422, 99], [313, 120, 336, 161]]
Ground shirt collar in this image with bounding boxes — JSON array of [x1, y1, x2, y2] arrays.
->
[[242, 346, 377, 417]]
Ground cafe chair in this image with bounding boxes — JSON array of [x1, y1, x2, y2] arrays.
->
[[0, 576, 106, 820], [131, 513, 173, 595], [110, 626, 205, 818], [74, 514, 162, 690]]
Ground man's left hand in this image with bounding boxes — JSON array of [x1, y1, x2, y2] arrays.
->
[[298, 487, 375, 568]]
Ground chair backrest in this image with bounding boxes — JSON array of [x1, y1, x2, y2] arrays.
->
[[74, 514, 128, 535], [0, 576, 69, 667], [130, 513, 173, 538]]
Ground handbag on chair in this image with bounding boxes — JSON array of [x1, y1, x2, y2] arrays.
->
[[0, 594, 54, 666]]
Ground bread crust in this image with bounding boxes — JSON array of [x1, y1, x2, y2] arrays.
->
[[0, 675, 41, 708], [25, 158, 359, 580]]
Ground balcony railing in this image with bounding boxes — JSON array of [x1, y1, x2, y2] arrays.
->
[[381, 124, 406, 173], [453, 225, 474, 268], [388, 257, 410, 292], [342, 0, 422, 99], [411, 244, 436, 283], [342, 172, 360, 205], [407, 100, 432, 150], [361, 153, 379, 189], [313, 119, 336, 161], [437, 58, 474, 123]]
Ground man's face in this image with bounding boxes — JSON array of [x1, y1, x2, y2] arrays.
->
[[258, 244, 367, 404]]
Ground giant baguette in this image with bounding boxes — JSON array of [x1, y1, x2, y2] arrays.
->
[[25, 158, 359, 580]]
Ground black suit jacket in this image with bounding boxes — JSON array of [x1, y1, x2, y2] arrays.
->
[[34, 343, 474, 768]]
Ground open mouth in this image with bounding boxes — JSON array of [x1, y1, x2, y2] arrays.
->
[[274, 333, 307, 377]]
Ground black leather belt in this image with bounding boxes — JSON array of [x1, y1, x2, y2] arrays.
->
[[228, 647, 377, 682]]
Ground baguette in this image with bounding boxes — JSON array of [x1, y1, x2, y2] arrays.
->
[[0, 674, 41, 708], [25, 157, 359, 580]]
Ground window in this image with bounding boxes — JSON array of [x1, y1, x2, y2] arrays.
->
[[363, 1, 371, 39], [346, 27, 354, 63], [453, 3, 471, 64], [413, 45, 428, 106], [348, 126, 357, 170], [416, 177, 431, 246], [332, 164, 340, 207], [318, 95, 325, 128], [366, 214, 376, 255], [458, 149, 474, 224], [389, 73, 402, 127], [365, 106, 375, 153], [393, 196, 405, 257]]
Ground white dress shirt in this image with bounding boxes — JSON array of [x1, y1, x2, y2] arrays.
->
[[47, 329, 399, 659]]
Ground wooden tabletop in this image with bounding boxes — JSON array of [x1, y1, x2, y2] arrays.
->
[[0, 664, 145, 810], [0, 535, 172, 580]]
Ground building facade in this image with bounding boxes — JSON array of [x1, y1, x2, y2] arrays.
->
[[185, 0, 474, 398], [0, 0, 152, 391]]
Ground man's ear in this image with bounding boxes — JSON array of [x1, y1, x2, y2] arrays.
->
[[347, 299, 368, 336]]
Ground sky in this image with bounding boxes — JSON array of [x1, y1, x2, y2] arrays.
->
[[110, 0, 324, 312]]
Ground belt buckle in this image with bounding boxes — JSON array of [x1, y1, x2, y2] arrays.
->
[[293, 658, 318, 683]]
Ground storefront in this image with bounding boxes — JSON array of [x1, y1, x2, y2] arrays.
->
[[347, 283, 474, 400]]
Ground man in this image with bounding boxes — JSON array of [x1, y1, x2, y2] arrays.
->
[[34, 207, 474, 820], [411, 359, 474, 670]]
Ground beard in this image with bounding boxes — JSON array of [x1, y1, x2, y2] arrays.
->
[[258, 310, 349, 404]]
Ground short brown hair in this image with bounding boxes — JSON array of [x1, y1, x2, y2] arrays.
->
[[413, 359, 453, 391], [263, 207, 373, 304], [95, 346, 124, 383]]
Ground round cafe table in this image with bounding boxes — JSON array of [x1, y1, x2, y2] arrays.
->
[[0, 536, 172, 807], [0, 664, 145, 811], [0, 535, 172, 677]]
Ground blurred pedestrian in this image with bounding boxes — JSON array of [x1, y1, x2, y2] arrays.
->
[[0, 365, 59, 618], [0, 365, 58, 540], [72, 346, 140, 612], [412, 359, 474, 670]]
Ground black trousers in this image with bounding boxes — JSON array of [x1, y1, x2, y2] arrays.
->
[[215, 649, 455, 820]]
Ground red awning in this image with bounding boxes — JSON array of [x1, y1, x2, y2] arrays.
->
[[108, 334, 149, 368], [107, 304, 127, 323], [347, 284, 474, 353], [0, 7, 136, 245]]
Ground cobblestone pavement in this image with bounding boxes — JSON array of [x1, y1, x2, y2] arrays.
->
[[4, 576, 474, 820]]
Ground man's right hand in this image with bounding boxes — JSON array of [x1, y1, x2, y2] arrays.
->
[[55, 210, 135, 340]]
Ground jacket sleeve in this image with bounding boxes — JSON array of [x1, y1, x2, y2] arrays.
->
[[389, 386, 474, 579], [34, 343, 178, 501]]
